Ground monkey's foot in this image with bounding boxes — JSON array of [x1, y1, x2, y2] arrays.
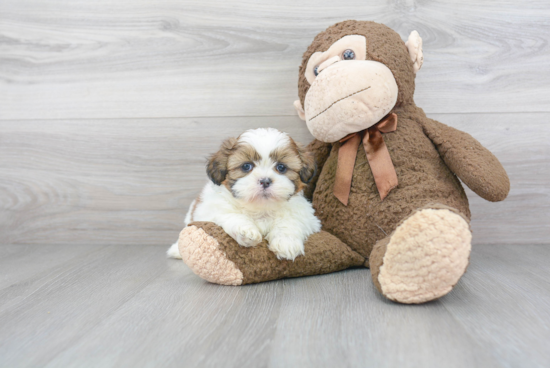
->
[[178, 221, 365, 285], [370, 207, 471, 304], [178, 224, 244, 285]]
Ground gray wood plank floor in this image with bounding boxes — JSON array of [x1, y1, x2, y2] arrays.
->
[[0, 244, 548, 368]]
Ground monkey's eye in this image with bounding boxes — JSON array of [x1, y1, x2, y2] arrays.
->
[[241, 163, 254, 172], [313, 66, 319, 76], [276, 163, 287, 174], [342, 49, 355, 60]]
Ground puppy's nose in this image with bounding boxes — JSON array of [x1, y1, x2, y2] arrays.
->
[[259, 178, 272, 189]]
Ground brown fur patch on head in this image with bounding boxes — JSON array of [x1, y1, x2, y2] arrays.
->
[[298, 20, 416, 108], [223, 143, 261, 191], [206, 137, 238, 185], [296, 143, 316, 185], [270, 138, 316, 194]]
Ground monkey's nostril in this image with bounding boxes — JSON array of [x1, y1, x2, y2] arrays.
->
[[259, 178, 272, 189]]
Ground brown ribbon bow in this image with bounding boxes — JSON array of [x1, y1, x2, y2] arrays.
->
[[333, 113, 398, 206]]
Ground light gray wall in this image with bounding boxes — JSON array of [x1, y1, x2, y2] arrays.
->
[[1, 0, 549, 245]]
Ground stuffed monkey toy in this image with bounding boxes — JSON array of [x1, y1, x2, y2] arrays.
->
[[177, 20, 509, 304]]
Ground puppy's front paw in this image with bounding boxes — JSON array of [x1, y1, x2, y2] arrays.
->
[[268, 236, 305, 261], [233, 225, 262, 248]]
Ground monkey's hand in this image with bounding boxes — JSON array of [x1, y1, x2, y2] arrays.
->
[[303, 139, 333, 201], [419, 117, 510, 202]]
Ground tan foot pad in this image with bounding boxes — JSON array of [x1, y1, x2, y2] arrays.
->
[[178, 226, 244, 286], [378, 209, 471, 304]]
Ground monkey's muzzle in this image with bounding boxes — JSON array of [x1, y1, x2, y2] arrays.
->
[[304, 60, 398, 143]]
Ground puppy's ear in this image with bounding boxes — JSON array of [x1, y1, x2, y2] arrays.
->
[[206, 137, 237, 185], [296, 144, 316, 184]]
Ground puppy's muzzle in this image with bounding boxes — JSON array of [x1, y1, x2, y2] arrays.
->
[[260, 178, 272, 189]]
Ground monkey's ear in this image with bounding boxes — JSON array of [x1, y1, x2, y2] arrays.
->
[[293, 100, 306, 121], [206, 137, 237, 185], [405, 30, 423, 74]]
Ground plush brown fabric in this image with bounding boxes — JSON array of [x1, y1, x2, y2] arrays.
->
[[418, 115, 510, 202], [299, 21, 509, 259], [190, 221, 365, 285], [310, 109, 472, 259], [368, 235, 389, 294]]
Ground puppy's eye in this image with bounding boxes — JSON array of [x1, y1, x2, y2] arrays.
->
[[313, 66, 319, 76], [342, 49, 355, 60], [276, 163, 287, 173], [241, 163, 253, 172]]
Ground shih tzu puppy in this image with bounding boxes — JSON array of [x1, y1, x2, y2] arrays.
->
[[167, 127, 321, 261]]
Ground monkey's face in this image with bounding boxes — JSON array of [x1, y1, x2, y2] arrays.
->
[[294, 21, 423, 143], [303, 35, 398, 143]]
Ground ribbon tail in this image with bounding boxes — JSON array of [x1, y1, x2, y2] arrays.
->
[[334, 134, 361, 206], [364, 129, 398, 200], [377, 113, 398, 133]]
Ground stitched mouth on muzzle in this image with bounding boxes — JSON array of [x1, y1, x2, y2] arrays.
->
[[308, 86, 371, 121]]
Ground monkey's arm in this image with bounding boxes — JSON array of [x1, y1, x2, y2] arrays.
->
[[303, 139, 333, 201], [419, 117, 510, 202]]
